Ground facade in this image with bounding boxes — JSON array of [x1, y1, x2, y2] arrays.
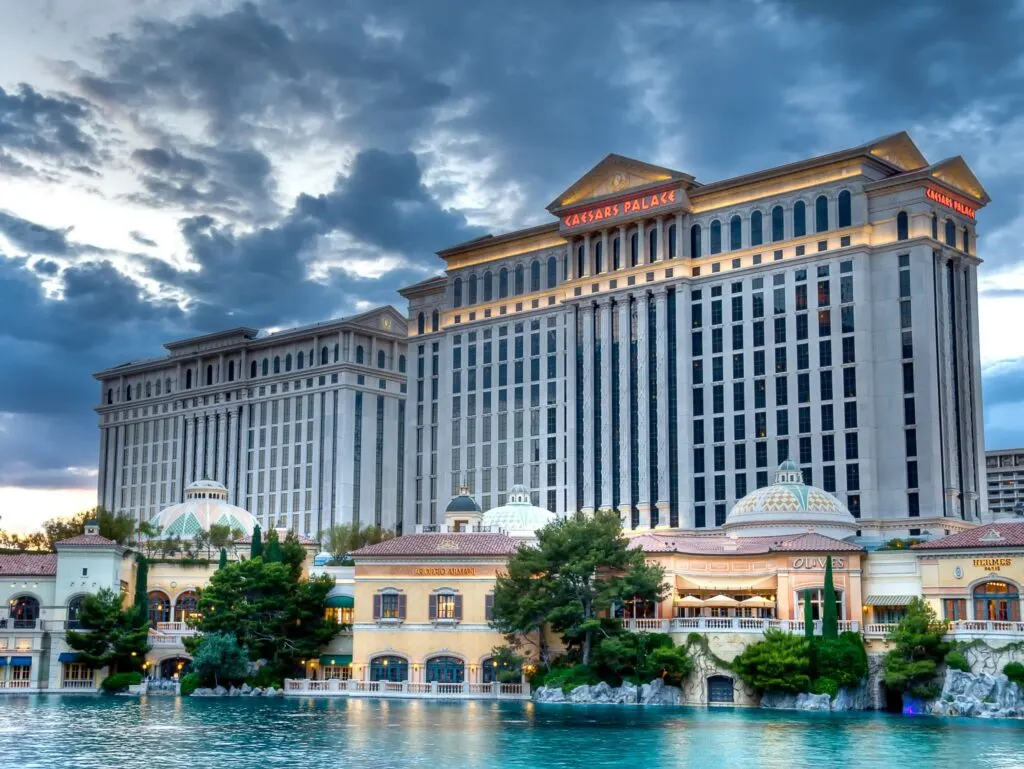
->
[[985, 448, 1024, 519], [94, 307, 409, 536], [401, 132, 990, 539]]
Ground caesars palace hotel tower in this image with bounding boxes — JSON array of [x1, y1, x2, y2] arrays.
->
[[401, 132, 990, 539]]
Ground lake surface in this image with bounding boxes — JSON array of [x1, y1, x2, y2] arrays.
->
[[2, 695, 1022, 769]]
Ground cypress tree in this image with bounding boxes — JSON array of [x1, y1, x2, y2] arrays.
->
[[822, 555, 839, 639], [803, 588, 814, 639], [250, 524, 263, 559], [134, 555, 149, 621], [265, 529, 283, 563], [218, 547, 228, 570]]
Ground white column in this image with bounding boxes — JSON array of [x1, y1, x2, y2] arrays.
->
[[636, 292, 651, 528], [184, 416, 196, 485], [617, 298, 633, 528], [97, 427, 109, 510], [955, 261, 977, 515], [566, 237, 575, 279], [598, 298, 614, 510], [674, 212, 684, 259], [581, 303, 596, 514], [600, 230, 610, 275], [935, 254, 957, 517], [196, 414, 208, 480], [655, 217, 666, 262], [565, 308, 578, 513], [583, 233, 593, 277], [617, 225, 627, 271], [226, 410, 239, 505], [654, 288, 670, 527], [216, 410, 228, 484], [637, 220, 647, 266]]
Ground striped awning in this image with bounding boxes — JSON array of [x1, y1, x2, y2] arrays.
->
[[864, 595, 916, 607]]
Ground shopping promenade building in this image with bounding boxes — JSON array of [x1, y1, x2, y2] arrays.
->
[[93, 307, 409, 536], [400, 132, 990, 538]]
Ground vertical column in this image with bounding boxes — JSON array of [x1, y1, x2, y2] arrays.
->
[[97, 427, 109, 510], [935, 253, 958, 517], [617, 225, 627, 270], [600, 230, 610, 276], [598, 298, 614, 510], [965, 263, 987, 518], [196, 414, 208, 480], [637, 220, 647, 266], [216, 410, 228, 484], [654, 288, 670, 526], [565, 307, 579, 513], [583, 233, 592, 278], [655, 217, 666, 262], [184, 415, 196, 486], [226, 410, 238, 505], [617, 298, 633, 528], [955, 261, 978, 518], [565, 237, 575, 280], [636, 292, 652, 528], [580, 303, 596, 514], [675, 213, 684, 259]]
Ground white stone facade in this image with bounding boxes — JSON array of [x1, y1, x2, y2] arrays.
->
[[985, 448, 1024, 518], [94, 307, 409, 536]]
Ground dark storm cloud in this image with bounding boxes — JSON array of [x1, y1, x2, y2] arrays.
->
[[982, 359, 1024, 451], [0, 211, 79, 256], [129, 231, 157, 248]]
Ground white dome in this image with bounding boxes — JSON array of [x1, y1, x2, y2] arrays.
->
[[151, 480, 257, 539], [723, 461, 857, 539], [482, 485, 556, 537]]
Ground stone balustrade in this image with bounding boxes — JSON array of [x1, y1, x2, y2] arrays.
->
[[622, 617, 860, 635], [283, 678, 530, 700]]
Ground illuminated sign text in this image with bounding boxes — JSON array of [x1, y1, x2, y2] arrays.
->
[[561, 189, 678, 230], [414, 567, 476, 576], [972, 558, 1011, 571], [791, 557, 846, 569], [926, 187, 976, 220]]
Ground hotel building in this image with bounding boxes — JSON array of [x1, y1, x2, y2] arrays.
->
[[986, 448, 1024, 519], [401, 132, 990, 538], [93, 307, 409, 536]]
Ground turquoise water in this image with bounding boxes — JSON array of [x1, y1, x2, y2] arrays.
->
[[2, 695, 1022, 769]]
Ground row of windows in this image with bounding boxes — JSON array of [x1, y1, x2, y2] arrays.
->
[[452, 257, 560, 308], [895, 211, 972, 252], [371, 590, 494, 622]]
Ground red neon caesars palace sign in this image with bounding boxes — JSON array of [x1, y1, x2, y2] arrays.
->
[[561, 188, 679, 230], [926, 187, 976, 220]]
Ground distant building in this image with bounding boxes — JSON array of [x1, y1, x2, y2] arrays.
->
[[985, 449, 1024, 520], [93, 307, 409, 537]]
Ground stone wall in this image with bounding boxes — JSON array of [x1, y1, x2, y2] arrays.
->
[[959, 639, 1024, 675]]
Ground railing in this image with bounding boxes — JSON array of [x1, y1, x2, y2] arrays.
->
[[155, 622, 197, 634], [61, 679, 96, 690], [0, 680, 35, 690], [282, 678, 530, 700], [622, 617, 862, 635], [863, 620, 1024, 638]]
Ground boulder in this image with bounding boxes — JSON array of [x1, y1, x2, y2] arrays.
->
[[610, 681, 638, 705], [795, 693, 832, 711], [213, 685, 228, 696], [832, 684, 870, 711], [569, 685, 592, 703], [249, 687, 263, 696], [533, 685, 567, 703], [640, 678, 682, 706], [240, 683, 252, 695], [929, 670, 1023, 719], [759, 691, 798, 710], [589, 681, 613, 704]]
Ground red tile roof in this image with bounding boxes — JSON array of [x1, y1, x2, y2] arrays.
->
[[0, 553, 57, 576], [55, 533, 118, 548], [352, 533, 519, 558], [630, 532, 863, 555], [912, 522, 1024, 550]]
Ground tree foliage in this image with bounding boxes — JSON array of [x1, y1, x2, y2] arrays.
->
[[810, 632, 867, 689], [803, 588, 813, 639], [190, 632, 251, 687], [883, 597, 950, 699], [731, 629, 812, 694], [250, 524, 263, 559], [822, 556, 839, 640], [0, 506, 137, 552], [133, 555, 149, 620], [265, 528, 283, 563], [591, 631, 693, 687], [321, 524, 395, 561], [66, 588, 151, 673]]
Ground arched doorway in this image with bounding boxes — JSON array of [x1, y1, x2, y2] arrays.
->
[[174, 591, 200, 624], [707, 675, 735, 704], [148, 591, 170, 627], [66, 595, 86, 629], [481, 656, 519, 684], [426, 656, 465, 684], [369, 655, 408, 682], [159, 657, 192, 680], [10, 596, 40, 629], [973, 581, 1021, 622]]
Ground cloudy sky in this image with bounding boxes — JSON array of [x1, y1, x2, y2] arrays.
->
[[1, 0, 1023, 531]]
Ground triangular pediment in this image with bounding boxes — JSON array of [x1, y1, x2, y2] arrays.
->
[[347, 305, 407, 336], [929, 156, 990, 203], [548, 154, 693, 212], [864, 131, 929, 172]]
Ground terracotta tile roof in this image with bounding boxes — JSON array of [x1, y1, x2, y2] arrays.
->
[[912, 522, 1024, 550], [630, 531, 863, 555], [55, 533, 118, 548], [352, 533, 519, 557], [0, 553, 58, 576]]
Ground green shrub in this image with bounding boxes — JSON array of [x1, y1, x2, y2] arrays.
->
[[811, 632, 868, 689], [882, 598, 950, 700], [246, 665, 284, 690], [944, 650, 970, 672], [542, 664, 601, 693], [101, 671, 143, 693], [179, 672, 200, 696], [810, 676, 839, 699], [1004, 662, 1024, 687], [731, 629, 811, 694]]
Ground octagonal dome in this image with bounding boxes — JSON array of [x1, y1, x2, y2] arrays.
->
[[482, 484, 556, 538], [151, 480, 257, 539], [723, 462, 857, 540]]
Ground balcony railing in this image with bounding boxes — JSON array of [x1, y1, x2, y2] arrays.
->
[[864, 620, 1024, 638], [0, 680, 36, 690], [283, 679, 529, 700], [60, 679, 97, 690], [622, 618, 861, 635]]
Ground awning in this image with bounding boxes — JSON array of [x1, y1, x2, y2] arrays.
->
[[58, 652, 80, 663], [676, 574, 776, 592], [319, 655, 352, 667], [864, 595, 916, 607], [675, 595, 705, 607], [0, 658, 6, 667], [740, 596, 776, 608], [10, 656, 32, 666], [703, 594, 741, 608], [325, 594, 354, 609]]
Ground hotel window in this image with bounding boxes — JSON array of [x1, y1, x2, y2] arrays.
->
[[373, 591, 407, 621], [733, 414, 745, 440], [751, 210, 763, 246], [531, 259, 541, 291], [453, 277, 463, 308], [612, 237, 621, 270], [842, 337, 855, 364], [846, 463, 860, 491], [944, 219, 956, 246], [818, 310, 831, 337], [733, 353, 744, 379], [631, 232, 639, 266], [668, 223, 677, 258], [815, 196, 829, 232], [755, 441, 768, 468], [822, 434, 835, 462], [845, 432, 858, 460], [943, 598, 968, 621], [648, 228, 658, 262], [710, 220, 722, 254], [730, 215, 742, 250], [897, 211, 909, 241], [838, 190, 852, 228], [793, 201, 806, 237], [430, 592, 462, 621], [771, 206, 784, 242], [819, 370, 833, 401], [690, 224, 702, 258], [499, 268, 509, 298], [962, 228, 970, 253], [842, 368, 857, 398], [515, 264, 525, 294]]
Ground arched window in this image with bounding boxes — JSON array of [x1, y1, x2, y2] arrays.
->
[[962, 228, 970, 253], [648, 227, 658, 262], [793, 201, 806, 237], [228, 360, 235, 381], [932, 213, 938, 240], [184, 370, 192, 390], [468, 274, 477, 305], [710, 219, 722, 254], [612, 237, 621, 270], [250, 361, 257, 378], [145, 381, 152, 398], [498, 268, 509, 298], [284, 354, 292, 372], [106, 388, 113, 405], [547, 256, 558, 288], [838, 190, 852, 228], [945, 219, 956, 246], [815, 195, 829, 232], [530, 259, 541, 291], [398, 355, 406, 374], [729, 215, 742, 250], [147, 591, 170, 627], [452, 277, 462, 308], [425, 655, 465, 684], [594, 241, 603, 274], [296, 352, 304, 370], [67, 595, 85, 630], [377, 350, 386, 369], [897, 211, 909, 241], [690, 224, 702, 258], [973, 581, 1021, 622], [320, 346, 329, 365], [262, 358, 269, 376], [206, 365, 213, 386], [576, 244, 585, 277], [417, 312, 425, 335], [431, 310, 439, 332], [483, 271, 493, 301], [135, 383, 141, 400], [174, 591, 199, 624], [10, 596, 40, 629], [514, 264, 524, 294], [630, 232, 639, 267], [772, 206, 784, 242], [273, 356, 281, 374], [156, 380, 161, 396], [667, 224, 677, 258], [482, 655, 520, 684], [370, 655, 408, 682], [334, 343, 339, 362], [356, 346, 364, 365], [126, 385, 132, 402], [749, 210, 763, 247], [165, 378, 171, 393]]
